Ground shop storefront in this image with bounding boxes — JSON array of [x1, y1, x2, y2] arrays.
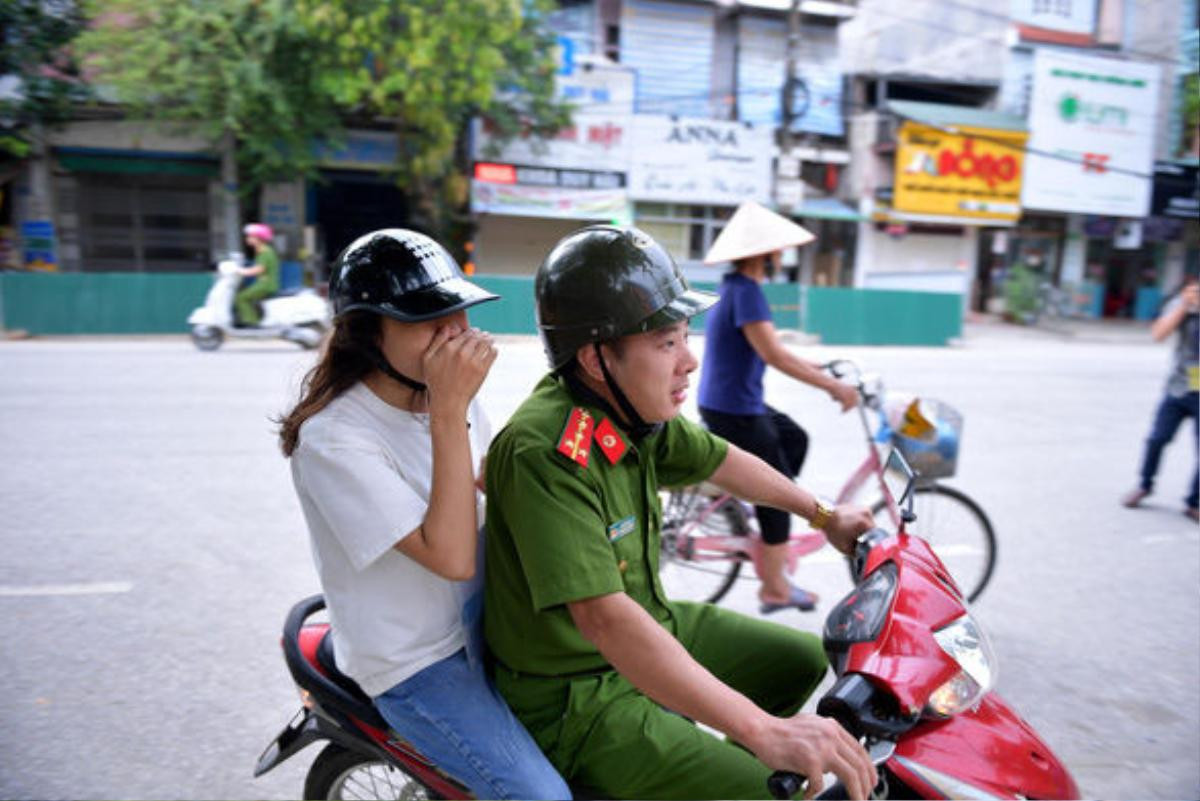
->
[[31, 121, 223, 274], [1019, 49, 1162, 318], [858, 101, 1028, 309]]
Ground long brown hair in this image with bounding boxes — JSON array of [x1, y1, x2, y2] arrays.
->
[[277, 311, 381, 456]]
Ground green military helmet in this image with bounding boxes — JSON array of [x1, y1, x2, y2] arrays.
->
[[535, 225, 717, 368]]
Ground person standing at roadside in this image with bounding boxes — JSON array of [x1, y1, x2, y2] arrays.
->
[[698, 201, 859, 613], [1122, 268, 1200, 521], [235, 222, 280, 326]]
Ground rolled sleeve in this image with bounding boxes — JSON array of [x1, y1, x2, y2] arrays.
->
[[294, 438, 425, 572]]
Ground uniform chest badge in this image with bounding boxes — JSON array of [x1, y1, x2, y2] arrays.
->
[[607, 515, 636, 543], [556, 407, 595, 467], [594, 417, 628, 465]]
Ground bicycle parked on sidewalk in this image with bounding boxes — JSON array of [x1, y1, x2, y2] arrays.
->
[[659, 359, 997, 605]]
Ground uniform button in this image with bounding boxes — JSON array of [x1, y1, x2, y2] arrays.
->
[[618, 559, 628, 573]]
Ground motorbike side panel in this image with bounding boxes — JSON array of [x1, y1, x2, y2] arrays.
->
[[890, 693, 1080, 800], [261, 291, 329, 327]]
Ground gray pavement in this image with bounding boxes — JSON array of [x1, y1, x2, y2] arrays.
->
[[0, 319, 1197, 800]]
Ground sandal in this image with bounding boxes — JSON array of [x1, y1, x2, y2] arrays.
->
[[760, 584, 819, 614]]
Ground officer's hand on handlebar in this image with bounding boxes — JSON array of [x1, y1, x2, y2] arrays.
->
[[822, 504, 874, 556], [748, 712, 876, 800]]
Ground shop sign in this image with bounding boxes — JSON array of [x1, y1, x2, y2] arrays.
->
[[1142, 216, 1184, 242], [628, 115, 773, 205], [314, 130, 398, 170], [473, 162, 624, 191], [1150, 162, 1199, 219], [470, 182, 628, 221], [1010, 0, 1095, 35], [20, 220, 57, 271], [1022, 50, 1159, 217], [893, 121, 1027, 221], [1083, 215, 1118, 238], [472, 114, 631, 174]]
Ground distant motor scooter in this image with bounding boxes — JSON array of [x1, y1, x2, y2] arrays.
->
[[188, 256, 330, 351]]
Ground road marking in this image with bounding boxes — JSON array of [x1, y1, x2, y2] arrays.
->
[[0, 581, 133, 597], [1141, 531, 1200, 545]]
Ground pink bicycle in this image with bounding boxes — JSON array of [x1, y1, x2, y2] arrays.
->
[[659, 359, 996, 605]]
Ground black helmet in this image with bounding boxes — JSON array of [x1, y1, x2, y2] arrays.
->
[[536, 225, 716, 368], [330, 228, 498, 321]]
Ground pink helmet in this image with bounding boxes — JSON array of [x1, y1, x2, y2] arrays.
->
[[243, 223, 274, 242]]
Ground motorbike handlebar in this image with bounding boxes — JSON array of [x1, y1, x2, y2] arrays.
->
[[767, 770, 804, 800]]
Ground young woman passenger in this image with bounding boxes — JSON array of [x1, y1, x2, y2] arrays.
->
[[277, 228, 570, 800]]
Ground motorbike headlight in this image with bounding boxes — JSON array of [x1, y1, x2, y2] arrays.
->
[[925, 613, 997, 718]]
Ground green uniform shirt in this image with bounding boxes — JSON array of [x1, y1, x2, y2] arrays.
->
[[484, 373, 728, 677], [256, 245, 280, 291]]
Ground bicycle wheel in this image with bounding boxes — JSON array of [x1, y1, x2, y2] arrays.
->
[[867, 484, 996, 603], [659, 488, 751, 605]]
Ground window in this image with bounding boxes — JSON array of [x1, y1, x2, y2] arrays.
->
[[634, 202, 736, 263], [76, 174, 211, 272]]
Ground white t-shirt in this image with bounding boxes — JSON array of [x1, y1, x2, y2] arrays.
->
[[291, 381, 491, 697]]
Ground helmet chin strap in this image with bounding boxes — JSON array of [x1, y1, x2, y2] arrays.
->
[[593, 343, 661, 440], [367, 347, 428, 393]]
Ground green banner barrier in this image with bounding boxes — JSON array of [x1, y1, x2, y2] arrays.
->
[[1, 273, 956, 345], [803, 287, 962, 346]]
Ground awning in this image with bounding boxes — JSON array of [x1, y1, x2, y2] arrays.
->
[[792, 197, 865, 222], [887, 100, 1027, 133], [55, 149, 218, 177]]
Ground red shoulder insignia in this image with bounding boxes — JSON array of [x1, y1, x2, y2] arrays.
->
[[556, 407, 594, 468], [594, 417, 628, 465]]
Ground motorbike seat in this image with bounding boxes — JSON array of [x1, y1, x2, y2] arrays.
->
[[269, 286, 306, 298], [315, 630, 376, 708]]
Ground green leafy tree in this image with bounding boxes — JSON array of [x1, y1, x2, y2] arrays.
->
[[296, 0, 572, 245], [0, 0, 90, 158], [75, 0, 344, 248]]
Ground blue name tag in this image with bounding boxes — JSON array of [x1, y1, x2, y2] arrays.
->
[[607, 515, 636, 542]]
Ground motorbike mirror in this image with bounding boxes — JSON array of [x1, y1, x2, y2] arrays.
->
[[882, 448, 916, 521]]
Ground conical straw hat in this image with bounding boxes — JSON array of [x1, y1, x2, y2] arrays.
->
[[703, 200, 815, 265]]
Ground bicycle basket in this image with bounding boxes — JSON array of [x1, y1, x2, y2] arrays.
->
[[888, 397, 962, 479]]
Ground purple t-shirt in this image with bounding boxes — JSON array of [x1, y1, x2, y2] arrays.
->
[[698, 272, 772, 415]]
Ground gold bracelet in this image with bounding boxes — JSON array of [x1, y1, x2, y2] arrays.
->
[[809, 500, 834, 531]]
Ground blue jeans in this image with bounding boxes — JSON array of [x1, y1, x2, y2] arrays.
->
[[374, 649, 571, 800], [1137, 391, 1199, 509]]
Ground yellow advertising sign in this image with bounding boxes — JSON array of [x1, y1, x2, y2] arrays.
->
[[893, 122, 1028, 221]]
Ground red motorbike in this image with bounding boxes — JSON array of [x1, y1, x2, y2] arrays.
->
[[256, 450, 1079, 800]]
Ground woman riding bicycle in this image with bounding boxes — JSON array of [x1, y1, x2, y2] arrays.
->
[[698, 201, 858, 614]]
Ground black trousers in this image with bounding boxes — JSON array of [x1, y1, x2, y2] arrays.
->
[[699, 406, 808, 545]]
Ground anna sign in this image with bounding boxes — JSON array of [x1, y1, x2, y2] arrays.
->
[[893, 122, 1028, 222]]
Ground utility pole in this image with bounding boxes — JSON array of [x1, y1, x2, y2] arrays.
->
[[775, 0, 804, 214], [781, 0, 801, 156]]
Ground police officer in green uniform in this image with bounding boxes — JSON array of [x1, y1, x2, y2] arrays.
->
[[235, 222, 280, 326], [483, 225, 877, 800]]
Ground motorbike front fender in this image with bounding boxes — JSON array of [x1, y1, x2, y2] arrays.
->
[[889, 693, 1079, 799]]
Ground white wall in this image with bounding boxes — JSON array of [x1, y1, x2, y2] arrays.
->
[[475, 215, 594, 275], [859, 228, 973, 295]]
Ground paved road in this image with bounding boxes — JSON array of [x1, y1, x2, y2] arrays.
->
[[1, 321, 1196, 799]]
